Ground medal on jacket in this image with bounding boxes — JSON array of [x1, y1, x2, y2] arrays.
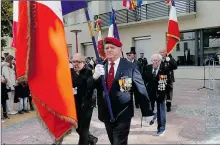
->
[[119, 76, 132, 92], [158, 75, 167, 91]]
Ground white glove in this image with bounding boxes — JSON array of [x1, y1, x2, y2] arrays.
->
[[93, 64, 105, 80], [166, 57, 170, 62]]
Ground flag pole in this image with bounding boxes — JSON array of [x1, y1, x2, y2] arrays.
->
[[84, 8, 115, 122]]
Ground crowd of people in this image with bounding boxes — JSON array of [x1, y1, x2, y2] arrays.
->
[[1, 55, 35, 123], [2, 37, 177, 145], [65, 36, 177, 145]]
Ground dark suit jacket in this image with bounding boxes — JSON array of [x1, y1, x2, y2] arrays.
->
[[96, 58, 152, 122], [160, 57, 177, 83], [70, 66, 95, 118], [144, 64, 169, 102]]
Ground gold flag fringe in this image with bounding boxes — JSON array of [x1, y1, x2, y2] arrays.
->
[[31, 93, 78, 142]]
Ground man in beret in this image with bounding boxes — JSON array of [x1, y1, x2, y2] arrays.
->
[[93, 37, 153, 145]]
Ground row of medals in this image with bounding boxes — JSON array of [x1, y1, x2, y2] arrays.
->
[[158, 75, 167, 91]]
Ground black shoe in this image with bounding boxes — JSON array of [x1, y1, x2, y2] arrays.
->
[[167, 107, 171, 112], [149, 120, 155, 126], [30, 107, 35, 111], [88, 135, 98, 145], [24, 110, 30, 113], [18, 111, 24, 114], [3, 113, 10, 119]]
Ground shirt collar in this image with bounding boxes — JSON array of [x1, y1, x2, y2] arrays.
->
[[108, 57, 120, 66]]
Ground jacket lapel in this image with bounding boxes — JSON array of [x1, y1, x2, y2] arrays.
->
[[104, 62, 108, 80]]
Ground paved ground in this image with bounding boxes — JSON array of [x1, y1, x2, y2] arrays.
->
[[1, 79, 220, 144]]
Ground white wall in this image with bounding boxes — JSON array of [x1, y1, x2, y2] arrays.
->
[[64, 1, 220, 79]]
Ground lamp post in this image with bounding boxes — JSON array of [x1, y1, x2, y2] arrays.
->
[[70, 30, 82, 53]]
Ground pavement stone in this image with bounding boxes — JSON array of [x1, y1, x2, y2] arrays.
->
[[1, 79, 220, 144]]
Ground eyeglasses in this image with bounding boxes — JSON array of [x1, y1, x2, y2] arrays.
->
[[72, 61, 84, 64], [152, 59, 161, 62]]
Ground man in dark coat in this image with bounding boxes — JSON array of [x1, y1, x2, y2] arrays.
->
[[138, 53, 148, 78], [93, 37, 152, 145], [144, 54, 170, 136], [126, 50, 141, 109], [70, 53, 98, 145], [159, 49, 177, 112]]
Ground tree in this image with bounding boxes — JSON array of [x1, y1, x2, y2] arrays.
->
[[1, 0, 13, 37], [1, 0, 13, 49]]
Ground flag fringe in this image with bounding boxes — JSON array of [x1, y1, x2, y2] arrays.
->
[[26, 0, 31, 79], [35, 108, 74, 143], [17, 75, 28, 83], [31, 93, 78, 141], [167, 33, 180, 41]]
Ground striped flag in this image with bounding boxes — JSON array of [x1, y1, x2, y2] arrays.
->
[[95, 18, 106, 60], [108, 8, 120, 40], [15, 1, 78, 141], [122, 0, 142, 10], [166, 0, 180, 55]]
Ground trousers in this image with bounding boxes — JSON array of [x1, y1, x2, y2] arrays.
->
[[104, 120, 131, 145], [166, 82, 173, 108], [77, 107, 94, 145], [151, 99, 166, 132], [19, 97, 28, 111], [6, 91, 15, 113]]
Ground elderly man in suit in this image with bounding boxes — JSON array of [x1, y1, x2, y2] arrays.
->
[[93, 37, 152, 145], [144, 54, 170, 136]]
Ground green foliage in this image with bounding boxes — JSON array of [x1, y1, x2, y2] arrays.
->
[[1, 0, 13, 37]]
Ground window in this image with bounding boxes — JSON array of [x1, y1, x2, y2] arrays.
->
[[203, 28, 220, 65], [171, 27, 220, 66], [172, 31, 196, 66], [184, 42, 188, 51], [176, 44, 180, 51]]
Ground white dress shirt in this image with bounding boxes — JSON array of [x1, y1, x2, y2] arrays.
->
[[152, 67, 159, 76], [108, 57, 120, 77]]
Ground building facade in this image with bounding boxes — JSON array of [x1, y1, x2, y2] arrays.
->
[[64, 1, 220, 79]]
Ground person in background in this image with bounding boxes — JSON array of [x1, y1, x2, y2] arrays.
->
[[2, 55, 17, 115], [138, 53, 148, 79], [16, 81, 30, 114], [126, 52, 130, 61], [70, 53, 98, 145], [144, 54, 169, 136], [127, 50, 141, 109], [159, 49, 177, 112], [86, 57, 94, 70], [1, 74, 10, 121]]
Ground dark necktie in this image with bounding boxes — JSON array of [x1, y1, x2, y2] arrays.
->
[[153, 69, 157, 77], [107, 62, 115, 92]]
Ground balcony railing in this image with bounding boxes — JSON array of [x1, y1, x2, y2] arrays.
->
[[94, 0, 196, 28]]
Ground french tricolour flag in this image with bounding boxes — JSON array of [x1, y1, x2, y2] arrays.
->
[[166, 0, 180, 55], [15, 1, 79, 140], [108, 8, 120, 40]]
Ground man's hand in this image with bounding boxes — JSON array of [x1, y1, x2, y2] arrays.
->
[[93, 64, 105, 80], [166, 57, 170, 62], [1, 77, 7, 83]]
